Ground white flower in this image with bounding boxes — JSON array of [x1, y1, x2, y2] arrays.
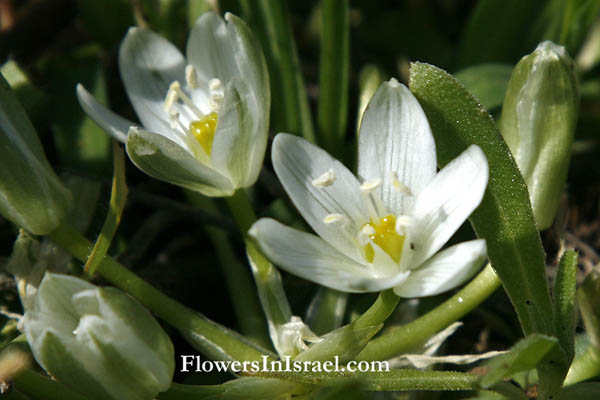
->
[[250, 79, 489, 295], [23, 273, 174, 400], [77, 12, 269, 197]]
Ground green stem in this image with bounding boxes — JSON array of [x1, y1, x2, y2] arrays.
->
[[354, 289, 400, 330], [305, 288, 348, 336], [225, 189, 295, 355], [318, 0, 349, 155], [12, 370, 88, 400], [356, 263, 500, 361], [186, 191, 271, 349], [48, 222, 268, 362], [239, 0, 315, 142]]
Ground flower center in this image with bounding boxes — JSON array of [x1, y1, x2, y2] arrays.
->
[[362, 215, 405, 263], [189, 112, 218, 155], [163, 66, 224, 157]]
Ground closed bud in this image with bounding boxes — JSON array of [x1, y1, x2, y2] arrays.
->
[[23, 273, 174, 400], [0, 73, 72, 234], [500, 41, 579, 230]]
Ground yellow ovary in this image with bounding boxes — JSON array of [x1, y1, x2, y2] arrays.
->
[[363, 215, 405, 263], [190, 112, 218, 155]]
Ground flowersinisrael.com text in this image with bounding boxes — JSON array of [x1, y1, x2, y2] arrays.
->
[[181, 355, 390, 374]]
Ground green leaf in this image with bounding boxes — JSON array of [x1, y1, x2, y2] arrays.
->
[[454, 63, 513, 110], [239, 0, 315, 142], [317, 0, 349, 155], [259, 369, 479, 391], [409, 62, 553, 337], [158, 379, 300, 400], [480, 334, 559, 388], [552, 250, 578, 363]]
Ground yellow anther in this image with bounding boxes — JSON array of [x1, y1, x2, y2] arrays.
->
[[361, 215, 405, 263], [190, 112, 218, 155]]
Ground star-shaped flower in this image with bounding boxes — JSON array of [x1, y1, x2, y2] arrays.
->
[[250, 79, 488, 295], [77, 12, 269, 197]]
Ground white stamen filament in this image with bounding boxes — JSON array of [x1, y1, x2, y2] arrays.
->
[[166, 81, 205, 119], [185, 65, 199, 89], [312, 169, 336, 187], [323, 213, 344, 224]]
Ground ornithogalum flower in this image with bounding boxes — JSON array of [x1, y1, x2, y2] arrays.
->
[[23, 273, 174, 400], [250, 80, 489, 295], [77, 12, 269, 197]]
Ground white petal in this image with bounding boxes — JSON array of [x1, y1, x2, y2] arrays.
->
[[76, 84, 134, 143], [272, 134, 369, 261], [119, 27, 186, 145], [393, 239, 487, 297], [250, 218, 409, 293], [358, 80, 436, 215], [186, 12, 268, 107], [407, 145, 488, 267], [126, 128, 235, 196], [210, 78, 266, 188]]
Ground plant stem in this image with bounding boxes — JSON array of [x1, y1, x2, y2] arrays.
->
[[48, 222, 268, 362], [356, 263, 500, 361], [186, 191, 271, 349], [354, 289, 400, 330]]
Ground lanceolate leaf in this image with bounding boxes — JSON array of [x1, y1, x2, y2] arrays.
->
[[409, 62, 554, 337]]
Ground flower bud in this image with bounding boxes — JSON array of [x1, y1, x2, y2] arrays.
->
[[500, 41, 579, 230], [0, 73, 72, 234], [23, 273, 174, 400]]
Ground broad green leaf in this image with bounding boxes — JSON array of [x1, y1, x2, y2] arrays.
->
[[409, 62, 553, 337], [0, 60, 45, 120], [454, 64, 513, 110], [552, 250, 578, 363], [479, 334, 559, 388]]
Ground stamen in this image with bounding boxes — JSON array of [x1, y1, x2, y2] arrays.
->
[[185, 65, 199, 89], [395, 215, 411, 235], [168, 81, 204, 119], [357, 224, 376, 246], [323, 213, 344, 224], [163, 88, 178, 112], [391, 172, 413, 196], [312, 169, 336, 187], [208, 78, 224, 112], [361, 178, 382, 194], [209, 78, 222, 92]]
